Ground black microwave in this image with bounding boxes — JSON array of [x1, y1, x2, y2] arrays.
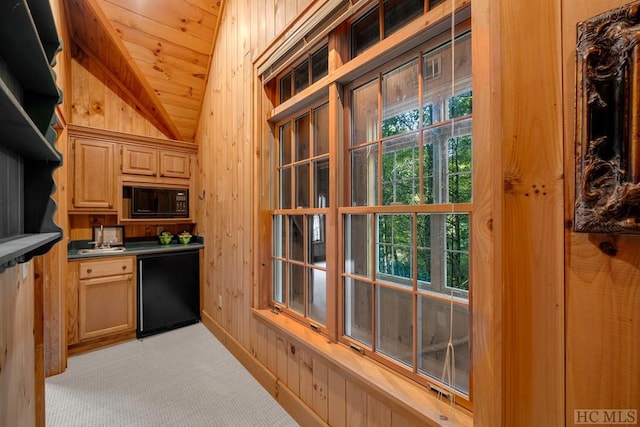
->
[[130, 186, 189, 218]]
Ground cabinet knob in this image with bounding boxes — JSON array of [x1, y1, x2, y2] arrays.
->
[[86, 268, 92, 273], [122, 265, 127, 270]]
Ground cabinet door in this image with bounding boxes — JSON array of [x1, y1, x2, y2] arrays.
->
[[73, 139, 115, 209], [160, 150, 191, 179], [78, 274, 135, 341], [122, 145, 158, 176]]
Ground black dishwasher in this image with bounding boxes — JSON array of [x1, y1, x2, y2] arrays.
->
[[137, 250, 200, 338]]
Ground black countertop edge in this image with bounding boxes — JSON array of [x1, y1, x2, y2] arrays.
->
[[67, 236, 205, 260]]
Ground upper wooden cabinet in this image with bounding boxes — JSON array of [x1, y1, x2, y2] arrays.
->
[[160, 150, 191, 179], [122, 146, 191, 180], [67, 124, 198, 218], [71, 138, 116, 211], [122, 145, 158, 177]]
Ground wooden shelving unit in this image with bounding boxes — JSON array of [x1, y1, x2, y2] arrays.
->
[[0, 0, 62, 273]]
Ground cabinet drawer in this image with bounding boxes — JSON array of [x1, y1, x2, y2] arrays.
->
[[78, 257, 134, 279]]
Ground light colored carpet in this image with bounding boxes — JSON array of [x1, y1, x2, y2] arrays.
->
[[46, 323, 299, 427]]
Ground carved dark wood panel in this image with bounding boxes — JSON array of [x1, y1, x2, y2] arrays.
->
[[575, 1, 640, 233]]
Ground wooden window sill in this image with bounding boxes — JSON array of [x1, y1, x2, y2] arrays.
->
[[252, 308, 473, 426]]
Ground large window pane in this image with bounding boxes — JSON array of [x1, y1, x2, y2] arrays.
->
[[295, 113, 310, 161], [314, 159, 329, 208], [280, 122, 292, 165], [273, 215, 284, 258], [280, 72, 292, 103], [377, 214, 413, 285], [294, 59, 309, 94], [418, 297, 469, 394], [314, 104, 330, 156], [446, 213, 469, 291], [422, 42, 446, 126], [273, 259, 284, 303], [351, 144, 378, 206], [377, 286, 413, 366], [308, 268, 326, 324], [344, 214, 372, 277], [415, 213, 470, 296], [280, 167, 291, 209], [422, 140, 435, 203], [295, 163, 310, 208], [352, 6, 379, 56], [417, 214, 432, 287], [423, 119, 472, 204], [383, 0, 424, 38], [289, 215, 304, 262], [423, 32, 471, 123], [447, 128, 472, 203], [311, 45, 328, 83], [382, 59, 419, 137], [344, 277, 372, 346], [352, 80, 379, 145], [309, 215, 326, 261], [289, 263, 305, 314], [382, 133, 420, 205]]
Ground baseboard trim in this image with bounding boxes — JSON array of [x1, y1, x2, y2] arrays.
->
[[201, 310, 328, 427]]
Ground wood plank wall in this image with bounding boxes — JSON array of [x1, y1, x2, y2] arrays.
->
[[70, 47, 169, 139], [0, 264, 37, 426], [563, 1, 640, 424], [487, 0, 565, 425], [196, 0, 474, 426], [195, 0, 315, 354]]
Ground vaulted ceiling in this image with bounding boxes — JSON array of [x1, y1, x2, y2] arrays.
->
[[65, 0, 224, 142]]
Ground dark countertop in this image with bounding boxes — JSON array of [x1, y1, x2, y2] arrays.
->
[[67, 236, 205, 260]]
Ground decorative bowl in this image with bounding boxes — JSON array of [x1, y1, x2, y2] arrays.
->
[[179, 234, 191, 244], [159, 233, 173, 245]]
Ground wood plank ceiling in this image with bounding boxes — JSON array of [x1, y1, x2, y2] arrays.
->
[[66, 0, 224, 142]]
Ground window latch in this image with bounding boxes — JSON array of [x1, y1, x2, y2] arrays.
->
[[349, 343, 364, 354]]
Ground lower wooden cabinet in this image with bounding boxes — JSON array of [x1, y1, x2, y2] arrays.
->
[[68, 256, 135, 350], [79, 273, 134, 341]]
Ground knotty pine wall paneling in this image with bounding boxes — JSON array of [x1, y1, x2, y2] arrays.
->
[[71, 49, 168, 138], [562, 1, 640, 424], [491, 0, 565, 425], [0, 264, 37, 426]]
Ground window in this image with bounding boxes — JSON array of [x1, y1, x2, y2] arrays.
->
[[272, 103, 330, 326], [279, 45, 328, 104], [351, 0, 425, 57], [266, 0, 473, 408], [343, 31, 472, 396]]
